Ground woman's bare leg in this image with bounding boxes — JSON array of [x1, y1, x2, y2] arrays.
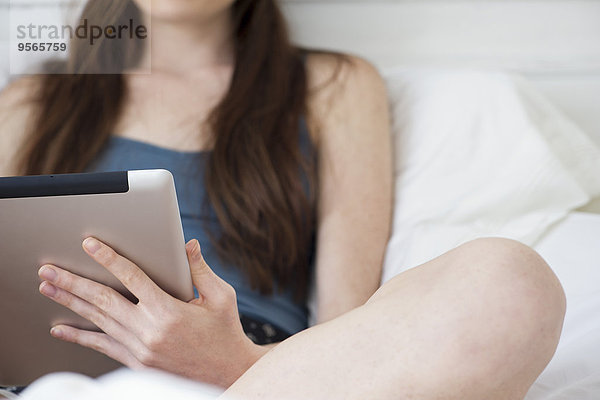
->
[[222, 238, 566, 400]]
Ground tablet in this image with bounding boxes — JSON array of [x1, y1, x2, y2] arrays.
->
[[0, 169, 194, 385]]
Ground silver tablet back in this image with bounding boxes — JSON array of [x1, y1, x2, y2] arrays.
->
[[0, 169, 194, 385]]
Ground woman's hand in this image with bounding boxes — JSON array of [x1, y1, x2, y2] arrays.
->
[[37, 237, 268, 388]]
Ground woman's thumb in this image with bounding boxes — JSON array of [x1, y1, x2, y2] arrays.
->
[[185, 239, 219, 302]]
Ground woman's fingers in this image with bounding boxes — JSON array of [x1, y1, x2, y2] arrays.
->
[[38, 280, 145, 355], [50, 324, 146, 370], [81, 237, 164, 303], [38, 264, 135, 326]]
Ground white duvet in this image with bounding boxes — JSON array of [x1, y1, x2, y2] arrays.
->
[[15, 70, 600, 399]]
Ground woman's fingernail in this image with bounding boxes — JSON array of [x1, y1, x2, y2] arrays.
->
[[83, 237, 101, 254], [50, 327, 63, 338], [40, 281, 57, 297], [192, 239, 201, 259], [185, 240, 194, 252], [39, 265, 57, 282]]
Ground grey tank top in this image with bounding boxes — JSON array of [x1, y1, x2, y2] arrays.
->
[[83, 121, 316, 335]]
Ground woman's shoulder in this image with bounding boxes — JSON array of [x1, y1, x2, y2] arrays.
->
[[304, 51, 389, 145], [305, 51, 384, 93], [0, 76, 42, 176]]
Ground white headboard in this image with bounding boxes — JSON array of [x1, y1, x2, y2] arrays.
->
[[280, 0, 600, 146]]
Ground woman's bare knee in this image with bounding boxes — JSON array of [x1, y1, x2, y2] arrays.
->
[[458, 237, 566, 324], [373, 237, 565, 322], [367, 237, 566, 398], [451, 237, 566, 396]]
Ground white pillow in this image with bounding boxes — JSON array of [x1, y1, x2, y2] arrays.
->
[[380, 68, 600, 282]]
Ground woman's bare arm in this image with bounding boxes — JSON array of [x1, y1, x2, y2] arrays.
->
[[306, 54, 393, 324]]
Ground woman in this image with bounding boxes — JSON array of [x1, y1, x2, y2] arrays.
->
[[0, 0, 565, 399]]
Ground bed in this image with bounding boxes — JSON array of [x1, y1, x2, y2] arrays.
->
[[2, 0, 600, 398]]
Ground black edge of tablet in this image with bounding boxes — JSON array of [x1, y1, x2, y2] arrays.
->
[[0, 171, 129, 199]]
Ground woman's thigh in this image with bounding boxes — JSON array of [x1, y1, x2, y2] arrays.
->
[[222, 238, 566, 400]]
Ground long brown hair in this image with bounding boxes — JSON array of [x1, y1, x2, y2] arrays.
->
[[16, 0, 318, 302]]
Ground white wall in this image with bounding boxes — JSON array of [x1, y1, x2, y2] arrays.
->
[[0, 0, 9, 88], [280, 0, 600, 73]]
